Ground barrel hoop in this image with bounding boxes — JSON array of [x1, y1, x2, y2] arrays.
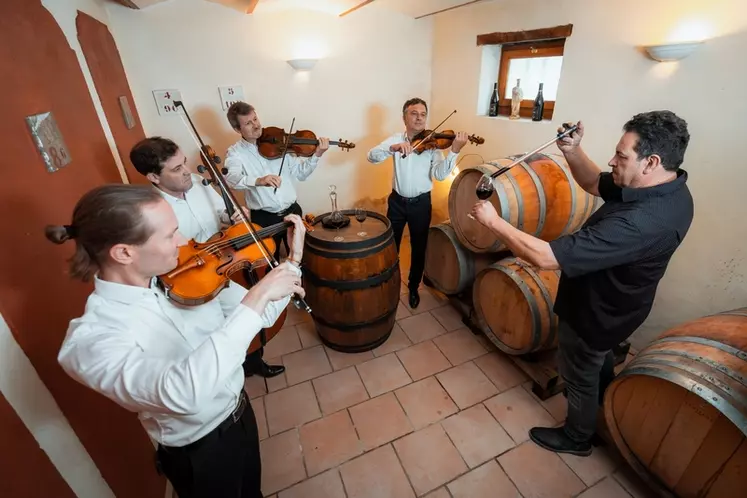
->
[[519, 263, 556, 348], [620, 363, 747, 436], [716, 310, 747, 318], [494, 176, 511, 223], [490, 263, 542, 352], [504, 169, 524, 231], [435, 224, 470, 292], [308, 210, 393, 251], [637, 347, 746, 387], [304, 233, 394, 260], [303, 260, 399, 291], [312, 305, 397, 332], [648, 336, 747, 362], [544, 155, 576, 236], [519, 161, 546, 237]]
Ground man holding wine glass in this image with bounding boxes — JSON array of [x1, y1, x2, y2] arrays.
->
[[367, 97, 469, 308], [470, 111, 694, 457]]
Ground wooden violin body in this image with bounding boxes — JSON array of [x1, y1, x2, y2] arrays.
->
[[258, 126, 355, 160], [411, 129, 485, 154]]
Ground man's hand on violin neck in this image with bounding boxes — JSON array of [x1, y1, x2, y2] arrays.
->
[[451, 131, 469, 153], [390, 142, 413, 156], [256, 175, 282, 188], [314, 137, 330, 157]]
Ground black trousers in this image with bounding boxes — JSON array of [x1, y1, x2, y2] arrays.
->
[[250, 202, 303, 260], [387, 190, 431, 291], [156, 394, 262, 498]]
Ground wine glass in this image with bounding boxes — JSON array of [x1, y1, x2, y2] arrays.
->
[[468, 174, 495, 220], [354, 208, 368, 237]]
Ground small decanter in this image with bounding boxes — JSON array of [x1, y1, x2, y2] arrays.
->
[[322, 184, 350, 229]]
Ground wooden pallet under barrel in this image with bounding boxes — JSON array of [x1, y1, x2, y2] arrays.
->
[[446, 290, 630, 400]]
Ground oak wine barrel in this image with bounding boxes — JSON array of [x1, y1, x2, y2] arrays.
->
[[472, 257, 560, 355], [603, 308, 747, 498], [302, 210, 401, 353], [424, 222, 497, 295], [448, 152, 597, 253]]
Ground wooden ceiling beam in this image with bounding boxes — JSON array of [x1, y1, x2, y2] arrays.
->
[[339, 0, 376, 18], [415, 0, 485, 20], [246, 0, 260, 14], [111, 0, 139, 8]]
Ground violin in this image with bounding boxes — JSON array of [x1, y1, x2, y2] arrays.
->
[[258, 126, 355, 160], [410, 129, 485, 155]]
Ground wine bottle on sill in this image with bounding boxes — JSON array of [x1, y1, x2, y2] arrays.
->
[[531, 82, 545, 122], [488, 83, 499, 117]]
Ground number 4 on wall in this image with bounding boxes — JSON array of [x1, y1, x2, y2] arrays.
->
[[153, 89, 184, 116]]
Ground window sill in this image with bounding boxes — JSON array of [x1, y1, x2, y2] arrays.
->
[[479, 114, 552, 123]]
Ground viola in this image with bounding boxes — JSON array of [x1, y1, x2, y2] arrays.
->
[[258, 126, 355, 160], [410, 129, 485, 155]]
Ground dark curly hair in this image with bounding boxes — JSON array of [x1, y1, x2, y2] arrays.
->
[[623, 110, 690, 171], [129, 137, 180, 177]]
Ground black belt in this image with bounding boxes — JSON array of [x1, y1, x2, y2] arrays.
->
[[159, 390, 248, 454], [391, 190, 430, 204]]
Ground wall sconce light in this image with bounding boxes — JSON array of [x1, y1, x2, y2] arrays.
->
[[643, 41, 704, 62], [287, 59, 318, 71]]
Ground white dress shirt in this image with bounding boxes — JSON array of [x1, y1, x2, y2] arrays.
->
[[57, 268, 298, 447], [367, 132, 459, 198], [224, 139, 319, 214], [156, 175, 230, 243]]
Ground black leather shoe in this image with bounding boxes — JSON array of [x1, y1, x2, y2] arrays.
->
[[409, 289, 420, 309], [257, 361, 285, 378], [529, 427, 592, 456]]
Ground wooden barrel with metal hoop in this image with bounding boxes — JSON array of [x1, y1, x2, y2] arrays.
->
[[472, 257, 560, 355], [603, 308, 747, 498], [424, 221, 496, 295], [302, 210, 401, 353], [448, 152, 597, 253]]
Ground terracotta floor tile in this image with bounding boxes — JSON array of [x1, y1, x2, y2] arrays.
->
[[578, 476, 632, 498], [396, 301, 412, 320], [395, 377, 458, 429], [340, 445, 416, 498], [299, 410, 362, 476], [282, 346, 332, 386], [436, 362, 498, 409], [296, 321, 322, 349], [356, 353, 412, 397], [325, 346, 375, 371], [613, 466, 660, 498], [372, 322, 412, 356], [560, 444, 620, 486], [278, 469, 345, 498], [265, 382, 321, 435], [401, 289, 442, 315], [474, 352, 528, 392], [433, 328, 487, 365], [447, 460, 521, 498], [312, 367, 369, 416], [441, 404, 515, 468], [263, 325, 303, 359], [423, 488, 450, 498], [284, 305, 313, 327], [484, 386, 556, 444], [264, 356, 287, 393], [475, 333, 498, 352], [393, 424, 468, 496], [430, 304, 465, 332], [498, 441, 585, 498], [250, 396, 268, 441], [349, 392, 413, 451], [398, 312, 448, 343], [396, 341, 452, 381], [245, 375, 268, 399], [260, 429, 306, 495], [537, 390, 568, 423]]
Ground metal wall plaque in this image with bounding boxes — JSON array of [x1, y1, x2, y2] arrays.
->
[[118, 95, 136, 129], [25, 112, 71, 173]]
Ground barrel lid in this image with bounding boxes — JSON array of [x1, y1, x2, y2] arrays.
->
[[306, 210, 392, 249]]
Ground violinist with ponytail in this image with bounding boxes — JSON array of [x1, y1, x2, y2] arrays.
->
[[46, 184, 306, 498]]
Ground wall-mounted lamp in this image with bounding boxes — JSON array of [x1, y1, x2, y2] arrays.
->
[[643, 41, 704, 62], [287, 59, 318, 71]]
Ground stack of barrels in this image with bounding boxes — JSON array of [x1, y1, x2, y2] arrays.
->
[[424, 152, 597, 355]]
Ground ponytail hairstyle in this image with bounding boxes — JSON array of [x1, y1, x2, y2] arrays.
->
[[45, 184, 163, 281]]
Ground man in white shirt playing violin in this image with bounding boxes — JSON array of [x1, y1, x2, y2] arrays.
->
[[367, 98, 468, 308], [130, 137, 285, 379], [224, 101, 330, 260], [46, 184, 307, 498]]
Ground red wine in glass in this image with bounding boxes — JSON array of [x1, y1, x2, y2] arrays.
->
[[475, 174, 494, 199]]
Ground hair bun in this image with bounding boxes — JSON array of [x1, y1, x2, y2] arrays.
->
[[45, 225, 73, 244]]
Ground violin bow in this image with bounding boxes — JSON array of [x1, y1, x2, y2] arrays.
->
[[273, 117, 295, 195], [174, 101, 312, 313], [403, 109, 457, 158]]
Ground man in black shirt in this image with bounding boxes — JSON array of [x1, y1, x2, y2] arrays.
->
[[471, 110, 693, 456]]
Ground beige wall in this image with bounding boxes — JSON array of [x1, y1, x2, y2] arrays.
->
[[430, 0, 747, 349], [104, 0, 434, 217]]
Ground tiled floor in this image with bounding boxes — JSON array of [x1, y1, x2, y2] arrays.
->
[[248, 238, 657, 498]]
